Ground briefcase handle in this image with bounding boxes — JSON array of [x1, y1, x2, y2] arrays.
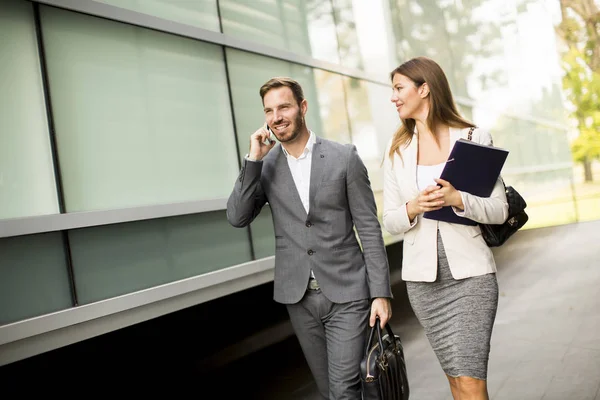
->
[[365, 317, 399, 357]]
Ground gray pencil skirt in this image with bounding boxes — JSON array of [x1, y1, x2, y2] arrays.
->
[[406, 230, 498, 380]]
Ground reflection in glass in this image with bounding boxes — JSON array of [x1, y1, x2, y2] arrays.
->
[[500, 0, 569, 122], [343, 77, 401, 245], [0, 0, 59, 219], [305, 0, 342, 64], [41, 6, 239, 212], [331, 0, 364, 70], [387, 0, 467, 96], [347, 0, 398, 77], [0, 232, 72, 325], [387, 0, 568, 125], [313, 70, 352, 144], [220, 0, 340, 64], [69, 211, 252, 305], [95, 0, 221, 32], [343, 78, 398, 193]]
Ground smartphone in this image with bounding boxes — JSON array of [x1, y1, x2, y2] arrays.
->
[[263, 124, 276, 145]]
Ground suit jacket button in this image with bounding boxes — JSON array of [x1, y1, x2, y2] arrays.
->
[[305, 221, 312, 228], [307, 249, 314, 255]]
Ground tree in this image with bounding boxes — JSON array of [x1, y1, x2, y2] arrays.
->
[[556, 0, 600, 182]]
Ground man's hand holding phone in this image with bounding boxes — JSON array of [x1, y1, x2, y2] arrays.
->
[[248, 124, 276, 161]]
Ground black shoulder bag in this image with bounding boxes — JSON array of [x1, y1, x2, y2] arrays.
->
[[467, 127, 528, 247]]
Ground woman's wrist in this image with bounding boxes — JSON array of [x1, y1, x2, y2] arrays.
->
[[451, 191, 464, 210], [406, 200, 418, 222]]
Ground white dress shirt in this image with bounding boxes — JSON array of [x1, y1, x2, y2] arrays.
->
[[281, 131, 315, 214]]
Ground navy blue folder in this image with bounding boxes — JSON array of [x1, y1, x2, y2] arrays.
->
[[423, 138, 509, 225]]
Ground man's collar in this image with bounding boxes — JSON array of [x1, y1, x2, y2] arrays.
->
[[281, 130, 315, 158]]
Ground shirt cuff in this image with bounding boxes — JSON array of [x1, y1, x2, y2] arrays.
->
[[244, 154, 259, 162]]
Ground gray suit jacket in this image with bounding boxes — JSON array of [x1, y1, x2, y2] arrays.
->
[[226, 137, 392, 304]]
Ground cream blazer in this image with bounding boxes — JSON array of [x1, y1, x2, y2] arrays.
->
[[382, 126, 509, 282]]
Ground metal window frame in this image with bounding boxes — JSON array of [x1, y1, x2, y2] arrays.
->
[[0, 198, 228, 238]]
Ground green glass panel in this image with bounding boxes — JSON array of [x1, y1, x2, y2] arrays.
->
[[343, 78, 399, 193], [0, 233, 72, 326], [386, 0, 464, 96], [40, 6, 238, 212], [0, 0, 59, 219], [220, 0, 340, 64], [69, 212, 252, 304], [331, 0, 364, 70]]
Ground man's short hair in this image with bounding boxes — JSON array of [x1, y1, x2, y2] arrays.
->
[[259, 77, 305, 107]]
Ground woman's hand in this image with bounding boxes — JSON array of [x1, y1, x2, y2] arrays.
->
[[406, 185, 445, 221], [434, 178, 464, 210]]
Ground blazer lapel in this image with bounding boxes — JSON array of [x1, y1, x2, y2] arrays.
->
[[275, 148, 308, 218], [308, 137, 324, 216], [406, 134, 419, 197]]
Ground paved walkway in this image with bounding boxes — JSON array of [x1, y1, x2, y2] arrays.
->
[[207, 220, 600, 399]]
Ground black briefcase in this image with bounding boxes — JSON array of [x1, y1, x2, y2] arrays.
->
[[360, 318, 409, 400]]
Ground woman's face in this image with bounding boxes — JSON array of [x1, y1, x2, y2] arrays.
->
[[391, 73, 427, 120]]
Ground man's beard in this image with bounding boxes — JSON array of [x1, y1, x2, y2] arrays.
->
[[275, 112, 305, 143]]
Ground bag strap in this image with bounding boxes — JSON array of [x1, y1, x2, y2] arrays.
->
[[467, 126, 475, 141], [365, 317, 399, 357]]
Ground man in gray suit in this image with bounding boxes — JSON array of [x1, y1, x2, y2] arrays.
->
[[226, 77, 392, 400]]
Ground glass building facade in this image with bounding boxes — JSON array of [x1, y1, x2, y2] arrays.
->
[[0, 0, 571, 363]]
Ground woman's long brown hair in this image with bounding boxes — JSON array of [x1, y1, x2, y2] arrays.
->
[[388, 57, 474, 164]]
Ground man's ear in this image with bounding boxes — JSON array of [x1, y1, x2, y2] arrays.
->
[[301, 99, 308, 116], [419, 83, 430, 98]]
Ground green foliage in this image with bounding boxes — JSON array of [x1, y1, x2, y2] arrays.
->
[[571, 127, 600, 163], [562, 48, 600, 125], [557, 0, 600, 171]]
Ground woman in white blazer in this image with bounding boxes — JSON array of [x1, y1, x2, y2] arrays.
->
[[382, 57, 509, 400]]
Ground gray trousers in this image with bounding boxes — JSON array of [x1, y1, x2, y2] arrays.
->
[[287, 287, 370, 400]]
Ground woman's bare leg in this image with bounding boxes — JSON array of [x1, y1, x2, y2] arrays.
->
[[446, 375, 461, 399], [449, 375, 489, 400]]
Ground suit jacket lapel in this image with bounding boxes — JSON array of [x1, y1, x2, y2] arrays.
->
[[308, 137, 324, 216], [275, 148, 308, 218]]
